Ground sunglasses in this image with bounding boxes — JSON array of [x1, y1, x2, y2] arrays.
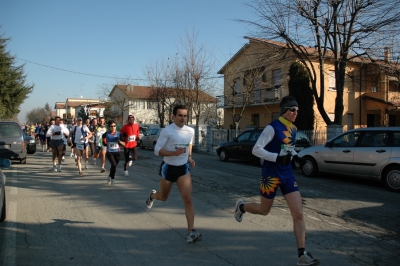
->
[[286, 107, 299, 112]]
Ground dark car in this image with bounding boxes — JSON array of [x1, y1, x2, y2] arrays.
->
[[216, 128, 311, 162], [0, 158, 10, 222], [23, 132, 37, 154], [0, 121, 27, 164]]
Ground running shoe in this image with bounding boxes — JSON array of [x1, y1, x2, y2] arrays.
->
[[62, 156, 65, 162], [53, 164, 57, 172], [146, 190, 156, 209], [79, 171, 84, 177], [187, 229, 202, 244], [124, 170, 129, 177], [70, 152, 74, 157], [85, 164, 88, 169], [128, 161, 132, 167], [111, 179, 115, 186], [101, 168, 106, 173], [234, 199, 244, 222], [297, 251, 320, 266], [107, 176, 111, 185], [57, 165, 61, 172], [93, 159, 97, 165]]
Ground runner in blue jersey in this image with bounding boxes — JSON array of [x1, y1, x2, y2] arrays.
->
[[234, 96, 320, 266], [102, 120, 125, 186]]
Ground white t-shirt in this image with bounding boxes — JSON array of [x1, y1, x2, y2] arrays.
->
[[72, 125, 91, 144], [46, 124, 69, 140], [154, 123, 194, 166]]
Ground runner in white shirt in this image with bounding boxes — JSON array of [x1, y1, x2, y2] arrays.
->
[[46, 116, 69, 172], [70, 117, 92, 176], [145, 105, 201, 244]]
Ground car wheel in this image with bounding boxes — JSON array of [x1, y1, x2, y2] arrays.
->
[[382, 165, 400, 192], [20, 157, 27, 164], [0, 194, 6, 222], [301, 156, 318, 177], [139, 141, 145, 149], [219, 149, 229, 162]]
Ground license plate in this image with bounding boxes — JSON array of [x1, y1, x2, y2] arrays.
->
[[0, 145, 10, 149]]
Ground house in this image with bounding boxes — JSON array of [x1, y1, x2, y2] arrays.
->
[[217, 37, 400, 132], [108, 84, 218, 126], [54, 98, 105, 122]]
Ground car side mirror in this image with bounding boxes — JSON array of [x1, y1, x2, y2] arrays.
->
[[325, 141, 333, 147]]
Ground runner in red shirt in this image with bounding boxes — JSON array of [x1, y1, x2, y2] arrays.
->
[[120, 114, 140, 177]]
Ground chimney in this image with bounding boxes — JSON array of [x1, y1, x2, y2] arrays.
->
[[127, 84, 133, 91], [384, 47, 391, 62]]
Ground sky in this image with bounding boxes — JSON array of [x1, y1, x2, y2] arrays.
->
[[0, 0, 256, 123]]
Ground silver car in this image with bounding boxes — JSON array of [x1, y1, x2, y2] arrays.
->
[[298, 127, 400, 192], [139, 128, 163, 149]]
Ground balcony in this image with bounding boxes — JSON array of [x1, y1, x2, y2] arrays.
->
[[216, 87, 287, 108]]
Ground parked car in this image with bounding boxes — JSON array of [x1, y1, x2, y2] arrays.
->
[[139, 128, 163, 149], [0, 121, 27, 164], [216, 128, 311, 162], [23, 132, 37, 154], [139, 126, 148, 139], [298, 127, 400, 192], [0, 159, 11, 222]]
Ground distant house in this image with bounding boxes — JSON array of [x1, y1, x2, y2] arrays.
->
[[54, 98, 105, 121], [217, 37, 400, 131], [108, 84, 217, 126]]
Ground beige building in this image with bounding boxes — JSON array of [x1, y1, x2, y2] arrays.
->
[[108, 84, 217, 126], [217, 37, 400, 131], [54, 98, 104, 121]]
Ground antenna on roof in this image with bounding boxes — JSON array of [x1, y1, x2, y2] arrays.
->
[[80, 83, 83, 98]]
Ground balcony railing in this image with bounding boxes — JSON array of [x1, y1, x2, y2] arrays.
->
[[216, 87, 287, 108]]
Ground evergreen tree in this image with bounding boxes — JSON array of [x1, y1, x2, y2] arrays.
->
[[77, 108, 88, 121], [288, 62, 314, 130], [0, 33, 34, 119]]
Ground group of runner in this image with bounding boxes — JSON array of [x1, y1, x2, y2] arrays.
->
[[42, 116, 139, 182], [39, 100, 320, 266]]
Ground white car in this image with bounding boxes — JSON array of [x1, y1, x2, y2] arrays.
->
[[298, 127, 400, 192], [139, 128, 163, 149]]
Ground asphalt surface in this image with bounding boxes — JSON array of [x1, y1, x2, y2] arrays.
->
[[0, 146, 399, 266]]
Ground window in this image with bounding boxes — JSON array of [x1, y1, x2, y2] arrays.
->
[[347, 113, 354, 130], [262, 72, 267, 82], [237, 131, 252, 142], [234, 80, 241, 94], [332, 132, 360, 147], [272, 69, 282, 87], [329, 70, 336, 91], [251, 114, 260, 128]]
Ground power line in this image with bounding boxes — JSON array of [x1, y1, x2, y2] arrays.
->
[[16, 57, 224, 81], [16, 57, 147, 81]]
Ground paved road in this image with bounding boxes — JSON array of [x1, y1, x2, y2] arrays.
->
[[0, 147, 399, 266]]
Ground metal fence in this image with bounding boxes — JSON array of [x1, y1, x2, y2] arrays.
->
[[196, 127, 328, 154]]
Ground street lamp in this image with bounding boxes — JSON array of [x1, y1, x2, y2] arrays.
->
[[58, 93, 68, 121]]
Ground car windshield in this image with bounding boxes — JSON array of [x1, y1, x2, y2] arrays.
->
[[0, 124, 21, 137], [140, 127, 148, 136]]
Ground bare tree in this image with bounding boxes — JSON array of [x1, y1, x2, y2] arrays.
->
[[26, 107, 48, 124], [145, 58, 177, 127], [174, 28, 218, 126], [241, 0, 400, 125]]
